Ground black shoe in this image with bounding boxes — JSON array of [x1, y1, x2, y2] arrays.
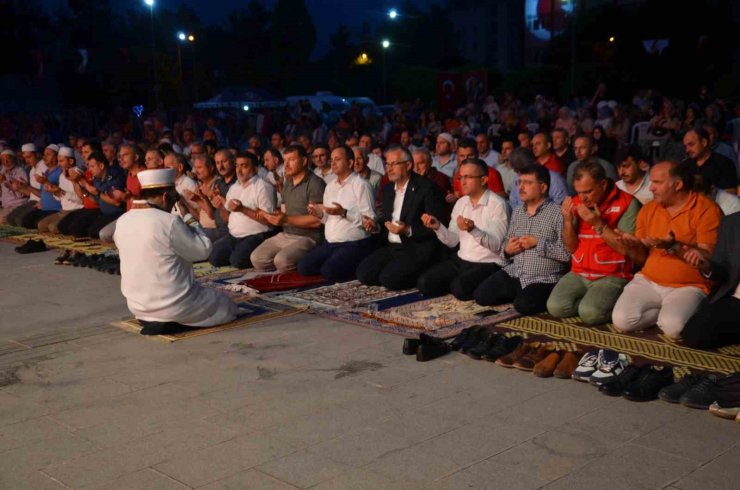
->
[[679, 374, 719, 409], [54, 250, 72, 265], [71, 252, 85, 266], [658, 373, 703, 403], [467, 331, 499, 360], [450, 326, 480, 351], [403, 338, 420, 355], [482, 335, 523, 362], [416, 340, 451, 362], [139, 321, 198, 336], [622, 365, 674, 402], [460, 327, 489, 354], [599, 364, 643, 397], [15, 239, 47, 254]]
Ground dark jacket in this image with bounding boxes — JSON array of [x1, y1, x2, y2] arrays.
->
[[708, 213, 740, 303]]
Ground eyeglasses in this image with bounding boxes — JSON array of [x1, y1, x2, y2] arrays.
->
[[455, 174, 485, 181], [386, 159, 410, 167]]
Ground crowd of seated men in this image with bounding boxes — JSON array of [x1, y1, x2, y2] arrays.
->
[[1, 122, 738, 349]]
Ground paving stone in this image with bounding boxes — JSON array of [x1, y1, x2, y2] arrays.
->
[[83, 468, 190, 490], [435, 459, 548, 489], [0, 433, 98, 474], [542, 443, 699, 489], [257, 451, 351, 488], [0, 416, 74, 451], [363, 443, 463, 483], [154, 431, 298, 487], [197, 468, 300, 489], [673, 443, 740, 489], [0, 470, 68, 490], [311, 467, 426, 490], [308, 426, 412, 467]]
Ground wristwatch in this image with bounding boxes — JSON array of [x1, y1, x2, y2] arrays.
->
[[594, 223, 605, 235]]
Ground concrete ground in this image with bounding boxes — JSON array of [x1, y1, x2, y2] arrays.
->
[[0, 241, 738, 489]]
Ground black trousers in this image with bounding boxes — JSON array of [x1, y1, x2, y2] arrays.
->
[[417, 255, 500, 301], [65, 210, 119, 238], [20, 209, 55, 229], [682, 296, 740, 349], [357, 244, 435, 291], [209, 232, 268, 269], [473, 269, 556, 315]]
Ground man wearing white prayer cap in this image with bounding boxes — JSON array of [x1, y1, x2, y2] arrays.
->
[[113, 168, 238, 335], [432, 132, 457, 178], [6, 142, 47, 226]]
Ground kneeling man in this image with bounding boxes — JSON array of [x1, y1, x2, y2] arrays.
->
[[209, 152, 276, 269], [547, 161, 640, 324], [611, 161, 722, 338], [417, 158, 509, 300], [298, 145, 376, 281], [114, 168, 238, 335]]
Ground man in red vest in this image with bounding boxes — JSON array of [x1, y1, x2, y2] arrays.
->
[[546, 161, 641, 324]]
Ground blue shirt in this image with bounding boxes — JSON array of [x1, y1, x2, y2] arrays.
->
[[509, 170, 568, 209], [40, 166, 63, 212], [93, 165, 126, 216]]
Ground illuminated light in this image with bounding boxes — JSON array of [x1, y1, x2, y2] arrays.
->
[[381, 39, 390, 49], [177, 32, 186, 41], [361, 53, 368, 60], [188, 34, 195, 42], [609, 36, 615, 43], [243, 105, 250, 111], [388, 8, 398, 20], [144, 0, 154, 7]]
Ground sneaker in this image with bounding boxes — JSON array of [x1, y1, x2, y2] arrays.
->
[[598, 364, 643, 397], [589, 350, 628, 386], [679, 374, 718, 409], [708, 401, 740, 420], [572, 351, 600, 382], [658, 373, 702, 403], [482, 335, 523, 362], [15, 239, 47, 254], [54, 250, 71, 265], [622, 365, 674, 402]]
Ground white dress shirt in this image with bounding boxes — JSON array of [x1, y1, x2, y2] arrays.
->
[[435, 190, 509, 265], [29, 161, 48, 202], [114, 206, 237, 327], [367, 153, 385, 174], [226, 175, 275, 238], [57, 173, 83, 210], [480, 149, 500, 168], [320, 172, 376, 243], [314, 167, 337, 184], [388, 179, 408, 244]]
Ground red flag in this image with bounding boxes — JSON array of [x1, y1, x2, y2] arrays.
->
[[437, 72, 462, 113]]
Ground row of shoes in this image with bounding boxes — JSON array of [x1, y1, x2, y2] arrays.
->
[[14, 239, 48, 254], [402, 334, 451, 361], [664, 371, 740, 423], [55, 250, 121, 275]]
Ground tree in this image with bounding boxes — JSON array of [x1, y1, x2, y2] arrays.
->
[[266, 0, 317, 88]]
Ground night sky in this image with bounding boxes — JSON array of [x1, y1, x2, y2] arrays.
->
[[41, 0, 442, 58]]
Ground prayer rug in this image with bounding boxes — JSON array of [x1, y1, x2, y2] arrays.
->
[[317, 294, 521, 339], [3, 231, 115, 254], [192, 262, 239, 278], [490, 315, 740, 376], [196, 269, 259, 298], [275, 280, 417, 310], [236, 271, 329, 293], [112, 296, 308, 342], [0, 225, 28, 239]]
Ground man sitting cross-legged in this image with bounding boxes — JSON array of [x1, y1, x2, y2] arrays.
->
[[416, 158, 509, 300], [474, 164, 571, 314], [356, 145, 447, 290], [546, 161, 641, 324], [114, 168, 238, 335], [298, 145, 376, 281], [611, 161, 722, 339], [209, 152, 276, 269], [250, 144, 326, 272]]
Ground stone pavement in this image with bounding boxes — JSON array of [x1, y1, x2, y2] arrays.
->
[[0, 242, 738, 489]]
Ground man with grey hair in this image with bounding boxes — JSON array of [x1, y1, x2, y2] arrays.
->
[[509, 148, 568, 209], [351, 146, 383, 194], [164, 152, 198, 197], [567, 135, 618, 194]]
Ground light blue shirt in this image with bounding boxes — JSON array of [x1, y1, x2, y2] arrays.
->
[[509, 170, 568, 209]]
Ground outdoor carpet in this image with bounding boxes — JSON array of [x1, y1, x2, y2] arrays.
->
[[490, 315, 740, 376], [274, 280, 418, 310], [112, 295, 307, 342], [3, 231, 115, 254], [0, 224, 28, 239], [235, 271, 330, 293], [192, 262, 239, 278], [317, 293, 522, 339]]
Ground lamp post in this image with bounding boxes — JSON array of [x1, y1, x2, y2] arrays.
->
[[381, 39, 390, 104], [388, 8, 398, 20], [144, 0, 158, 110]]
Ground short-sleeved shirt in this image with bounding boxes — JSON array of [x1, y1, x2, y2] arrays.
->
[[281, 170, 326, 241], [636, 191, 722, 293], [93, 165, 126, 216], [40, 166, 63, 212], [685, 152, 738, 191]]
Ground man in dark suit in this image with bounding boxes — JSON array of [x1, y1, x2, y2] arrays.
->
[[681, 213, 740, 348], [356, 145, 447, 290]]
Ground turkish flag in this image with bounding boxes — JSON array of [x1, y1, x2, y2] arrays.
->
[[437, 73, 462, 113]]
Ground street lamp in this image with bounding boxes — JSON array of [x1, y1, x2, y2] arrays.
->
[[177, 32, 186, 41], [388, 8, 398, 20], [381, 39, 390, 103], [144, 0, 158, 110]]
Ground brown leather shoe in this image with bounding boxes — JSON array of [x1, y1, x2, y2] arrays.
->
[[514, 344, 552, 371], [553, 351, 581, 379], [495, 342, 533, 368], [533, 351, 562, 377]]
